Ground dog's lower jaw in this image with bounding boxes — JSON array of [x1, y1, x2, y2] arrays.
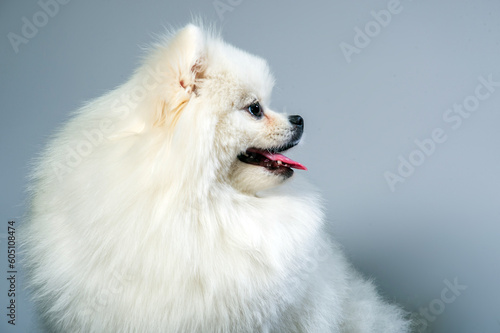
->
[[228, 161, 292, 195]]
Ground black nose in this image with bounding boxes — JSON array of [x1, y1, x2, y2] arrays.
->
[[288, 115, 304, 128]]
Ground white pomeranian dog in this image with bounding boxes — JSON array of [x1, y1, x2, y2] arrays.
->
[[23, 24, 412, 332]]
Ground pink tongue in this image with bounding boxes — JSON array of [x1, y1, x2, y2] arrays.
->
[[249, 148, 307, 170]]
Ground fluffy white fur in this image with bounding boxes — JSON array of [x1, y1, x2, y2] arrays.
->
[[23, 24, 412, 332]]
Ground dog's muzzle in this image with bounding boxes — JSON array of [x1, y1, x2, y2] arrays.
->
[[288, 115, 304, 147]]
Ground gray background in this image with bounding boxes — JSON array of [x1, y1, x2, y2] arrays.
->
[[1, 0, 499, 332]]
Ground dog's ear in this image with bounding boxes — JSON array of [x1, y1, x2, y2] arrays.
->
[[167, 24, 206, 95], [154, 24, 207, 128]]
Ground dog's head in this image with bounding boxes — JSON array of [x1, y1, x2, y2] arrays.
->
[[137, 24, 306, 195]]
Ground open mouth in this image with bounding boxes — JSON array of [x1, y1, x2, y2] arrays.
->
[[237, 146, 307, 177]]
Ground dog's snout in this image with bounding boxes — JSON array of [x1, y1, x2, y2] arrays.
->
[[288, 115, 304, 128], [288, 115, 304, 144]]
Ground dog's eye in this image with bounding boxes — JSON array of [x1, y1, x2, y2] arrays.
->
[[247, 102, 263, 118]]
